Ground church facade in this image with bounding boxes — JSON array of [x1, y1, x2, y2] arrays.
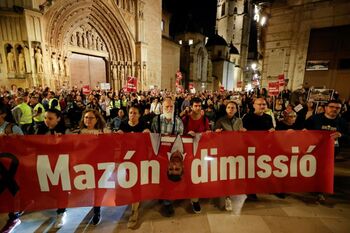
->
[[0, 0, 162, 91]]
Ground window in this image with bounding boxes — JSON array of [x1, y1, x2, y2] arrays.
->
[[179, 40, 182, 45], [233, 7, 237, 14], [221, 2, 226, 17], [161, 20, 164, 31], [189, 39, 193, 45], [197, 48, 206, 81]]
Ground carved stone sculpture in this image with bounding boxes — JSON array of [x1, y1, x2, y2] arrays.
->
[[51, 53, 59, 74], [18, 51, 26, 74], [7, 48, 16, 73], [34, 48, 44, 73]]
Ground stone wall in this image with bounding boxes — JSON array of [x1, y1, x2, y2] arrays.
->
[[161, 36, 180, 91], [143, 0, 161, 89]]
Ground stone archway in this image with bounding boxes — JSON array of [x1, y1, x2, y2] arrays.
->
[[43, 0, 135, 90]]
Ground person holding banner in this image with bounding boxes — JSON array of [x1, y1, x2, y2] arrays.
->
[[306, 100, 348, 202], [117, 106, 150, 228], [182, 97, 211, 214], [243, 98, 275, 200], [151, 98, 184, 217], [0, 106, 24, 233], [274, 110, 299, 199], [215, 101, 247, 211], [35, 108, 68, 228], [77, 109, 110, 225]]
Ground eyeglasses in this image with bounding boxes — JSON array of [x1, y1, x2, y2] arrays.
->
[[255, 103, 266, 106], [84, 116, 96, 120]]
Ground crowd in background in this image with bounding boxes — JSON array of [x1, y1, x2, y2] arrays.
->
[[1, 83, 350, 134]]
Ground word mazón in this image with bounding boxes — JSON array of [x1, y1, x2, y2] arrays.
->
[[37, 151, 159, 191]]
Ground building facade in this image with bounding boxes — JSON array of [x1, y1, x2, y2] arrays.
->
[[161, 10, 180, 91], [261, 0, 350, 98], [216, 0, 252, 84], [0, 0, 162, 91]]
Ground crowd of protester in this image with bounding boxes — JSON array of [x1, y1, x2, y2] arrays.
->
[[1, 84, 349, 132], [0, 83, 349, 231]]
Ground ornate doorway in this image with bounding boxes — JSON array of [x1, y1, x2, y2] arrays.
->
[[43, 0, 135, 90]]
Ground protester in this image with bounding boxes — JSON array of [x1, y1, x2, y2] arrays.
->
[[117, 106, 150, 228], [77, 109, 110, 225], [215, 101, 246, 211], [0, 106, 24, 232], [35, 108, 67, 228], [182, 97, 211, 213], [151, 98, 184, 217], [243, 98, 274, 200]]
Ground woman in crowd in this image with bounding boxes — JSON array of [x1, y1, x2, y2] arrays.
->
[[150, 97, 162, 115], [117, 106, 150, 228], [35, 108, 67, 228], [77, 109, 110, 225], [277, 110, 299, 130], [215, 101, 246, 211]]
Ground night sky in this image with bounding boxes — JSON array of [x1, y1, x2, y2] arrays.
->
[[163, 0, 217, 37]]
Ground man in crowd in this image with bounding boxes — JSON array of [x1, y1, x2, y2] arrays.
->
[[243, 98, 275, 131], [182, 97, 211, 213], [29, 94, 45, 131], [151, 98, 184, 217], [47, 91, 61, 111], [11, 96, 33, 135], [306, 100, 348, 202], [243, 98, 274, 200]]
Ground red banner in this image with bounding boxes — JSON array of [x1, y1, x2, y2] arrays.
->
[[0, 131, 333, 213]]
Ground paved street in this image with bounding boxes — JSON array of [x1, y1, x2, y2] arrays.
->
[[1, 148, 349, 233]]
